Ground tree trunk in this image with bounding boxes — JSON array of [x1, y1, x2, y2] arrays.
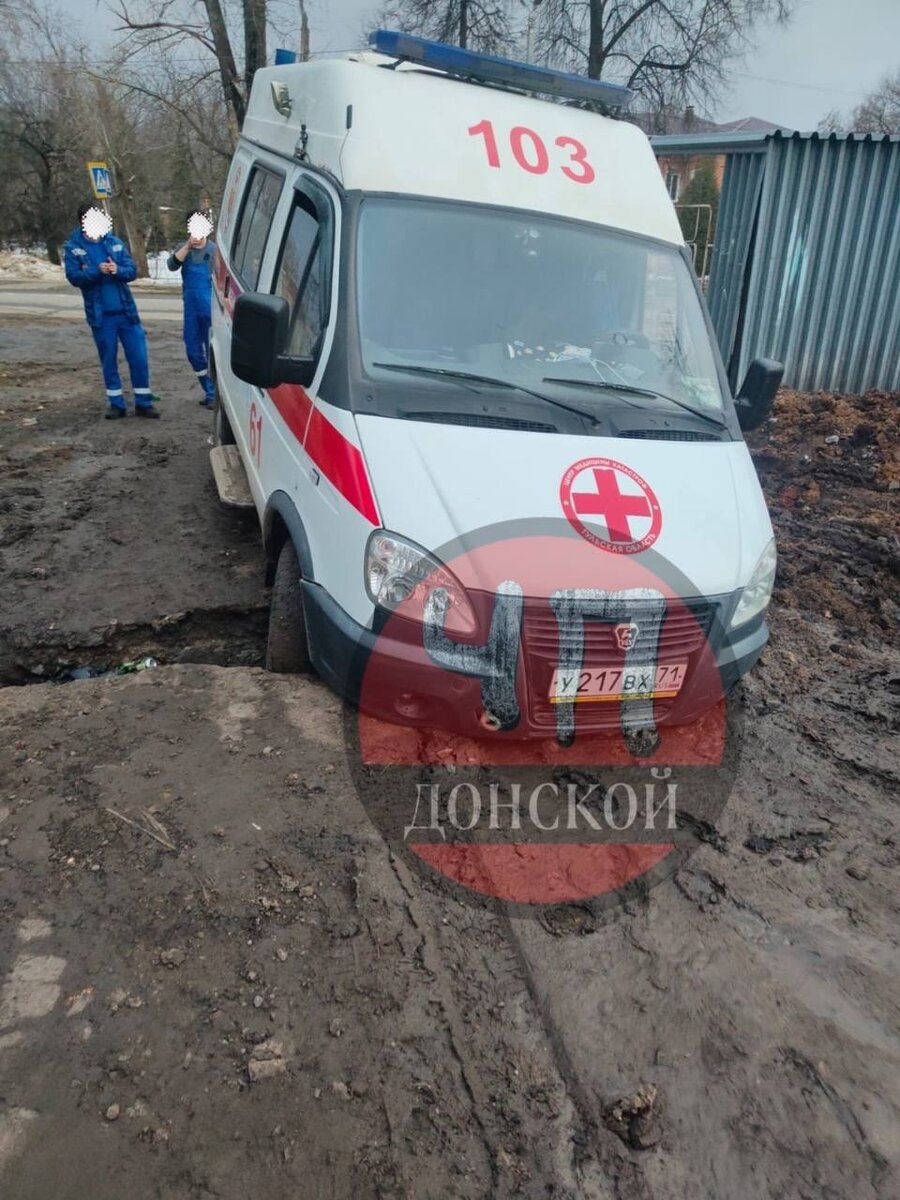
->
[[459, 0, 468, 49], [202, 0, 246, 131], [38, 158, 60, 264], [588, 0, 605, 79], [111, 167, 149, 277], [43, 191, 61, 264], [243, 0, 267, 92]]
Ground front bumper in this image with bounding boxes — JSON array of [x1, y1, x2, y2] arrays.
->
[[303, 580, 768, 739]]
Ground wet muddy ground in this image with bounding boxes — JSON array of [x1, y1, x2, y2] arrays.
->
[[0, 316, 266, 683], [0, 315, 898, 1198]]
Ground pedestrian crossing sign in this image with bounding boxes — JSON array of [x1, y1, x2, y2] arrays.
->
[[87, 161, 114, 199]]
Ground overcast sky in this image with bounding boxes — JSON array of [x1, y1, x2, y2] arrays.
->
[[71, 0, 900, 130]]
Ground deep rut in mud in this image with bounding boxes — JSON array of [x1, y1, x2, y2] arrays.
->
[[0, 602, 268, 685]]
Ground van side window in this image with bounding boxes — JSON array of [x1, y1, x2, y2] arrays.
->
[[275, 198, 326, 359], [231, 165, 282, 289]]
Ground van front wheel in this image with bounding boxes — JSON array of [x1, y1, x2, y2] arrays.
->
[[266, 539, 313, 674]]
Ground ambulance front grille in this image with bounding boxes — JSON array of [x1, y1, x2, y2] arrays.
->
[[520, 598, 717, 732], [521, 598, 715, 659]]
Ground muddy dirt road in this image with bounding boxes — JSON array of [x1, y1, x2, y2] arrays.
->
[[0, 313, 266, 682], [1, 315, 898, 1198]]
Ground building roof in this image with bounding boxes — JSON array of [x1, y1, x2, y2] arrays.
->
[[628, 110, 783, 138], [715, 116, 782, 133]]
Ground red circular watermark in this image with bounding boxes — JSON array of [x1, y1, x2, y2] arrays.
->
[[560, 456, 662, 554], [344, 521, 742, 913]]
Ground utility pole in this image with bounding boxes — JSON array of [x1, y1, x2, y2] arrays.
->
[[298, 0, 310, 61]]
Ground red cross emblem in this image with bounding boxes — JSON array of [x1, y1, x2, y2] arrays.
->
[[560, 456, 662, 554]]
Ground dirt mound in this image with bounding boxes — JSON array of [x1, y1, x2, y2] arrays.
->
[[748, 389, 899, 637], [760, 388, 899, 488], [772, 391, 897, 489]]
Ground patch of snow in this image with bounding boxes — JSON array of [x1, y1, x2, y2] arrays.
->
[[143, 250, 182, 288], [0, 250, 64, 282], [0, 245, 183, 287]]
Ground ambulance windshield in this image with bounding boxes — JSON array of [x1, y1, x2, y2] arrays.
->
[[357, 198, 726, 417]]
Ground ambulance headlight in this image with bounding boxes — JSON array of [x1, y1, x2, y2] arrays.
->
[[365, 532, 477, 636], [729, 538, 777, 630]]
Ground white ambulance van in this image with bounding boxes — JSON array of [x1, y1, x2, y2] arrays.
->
[[209, 31, 781, 739]]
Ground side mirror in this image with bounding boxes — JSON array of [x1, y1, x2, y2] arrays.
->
[[231, 293, 315, 388], [734, 358, 783, 432]]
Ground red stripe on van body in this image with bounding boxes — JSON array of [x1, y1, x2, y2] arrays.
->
[[303, 402, 381, 526], [216, 259, 379, 526], [268, 382, 313, 445], [268, 382, 379, 526], [213, 249, 239, 315]]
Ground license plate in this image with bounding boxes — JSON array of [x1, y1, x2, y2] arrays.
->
[[549, 663, 687, 704]]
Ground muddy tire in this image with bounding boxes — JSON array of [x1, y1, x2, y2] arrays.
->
[[214, 393, 235, 446], [266, 539, 313, 674]]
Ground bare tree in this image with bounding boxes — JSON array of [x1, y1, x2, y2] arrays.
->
[[0, 1, 234, 271], [111, 1, 246, 138], [534, 0, 793, 110], [373, 0, 515, 52], [110, 1, 307, 138], [0, 4, 88, 260], [243, 0, 267, 87], [850, 68, 900, 134], [369, 0, 792, 111], [79, 72, 158, 274], [819, 70, 900, 136], [203, 0, 247, 134], [817, 108, 843, 135]]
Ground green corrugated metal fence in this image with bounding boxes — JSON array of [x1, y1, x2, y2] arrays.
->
[[653, 131, 900, 394]]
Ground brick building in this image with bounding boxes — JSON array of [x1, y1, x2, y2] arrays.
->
[[630, 110, 784, 201]]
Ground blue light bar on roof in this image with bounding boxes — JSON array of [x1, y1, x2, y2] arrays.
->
[[369, 29, 633, 110]]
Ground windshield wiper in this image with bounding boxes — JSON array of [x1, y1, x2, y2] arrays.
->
[[542, 376, 728, 430], [372, 362, 600, 426]]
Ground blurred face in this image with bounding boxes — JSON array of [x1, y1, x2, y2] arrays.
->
[[81, 207, 112, 241], [188, 212, 214, 244]]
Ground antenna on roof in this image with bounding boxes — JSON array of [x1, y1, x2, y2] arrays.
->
[[368, 29, 633, 113]]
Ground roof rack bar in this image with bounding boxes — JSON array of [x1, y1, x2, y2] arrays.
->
[[368, 29, 633, 111]]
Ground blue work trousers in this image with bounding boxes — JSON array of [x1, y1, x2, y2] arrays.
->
[[91, 313, 151, 409], [184, 305, 214, 400]]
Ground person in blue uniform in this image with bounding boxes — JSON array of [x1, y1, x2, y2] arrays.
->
[[168, 210, 216, 407], [63, 203, 159, 419]]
